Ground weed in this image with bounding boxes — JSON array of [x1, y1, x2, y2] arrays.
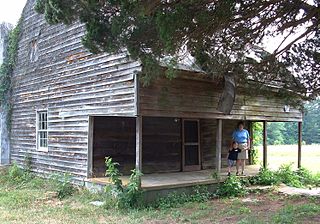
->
[[272, 203, 320, 223], [153, 186, 213, 209], [104, 157, 143, 209], [250, 164, 320, 188], [249, 167, 279, 186], [216, 175, 248, 198], [210, 171, 220, 180], [50, 173, 76, 199]]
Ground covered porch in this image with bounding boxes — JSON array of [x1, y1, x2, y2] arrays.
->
[[87, 165, 260, 191]]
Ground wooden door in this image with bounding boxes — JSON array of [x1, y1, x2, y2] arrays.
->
[[182, 119, 201, 171]]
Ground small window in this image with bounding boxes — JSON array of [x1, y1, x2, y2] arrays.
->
[[30, 40, 39, 62], [37, 111, 48, 151]]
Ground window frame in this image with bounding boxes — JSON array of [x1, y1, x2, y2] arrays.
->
[[36, 110, 48, 152]]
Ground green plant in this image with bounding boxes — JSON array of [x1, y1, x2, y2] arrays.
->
[[24, 154, 32, 173], [0, 18, 22, 130], [153, 186, 213, 209], [7, 162, 33, 185], [276, 164, 302, 188], [104, 157, 143, 209], [50, 173, 76, 199], [210, 171, 220, 180], [216, 176, 247, 198], [249, 148, 259, 165], [249, 167, 280, 186]]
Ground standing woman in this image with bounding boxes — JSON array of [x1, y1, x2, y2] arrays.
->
[[232, 121, 250, 175]]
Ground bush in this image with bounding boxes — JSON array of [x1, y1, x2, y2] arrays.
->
[[50, 173, 76, 199], [250, 164, 320, 188], [7, 162, 33, 184], [216, 175, 247, 198], [250, 167, 280, 186], [104, 157, 143, 209], [153, 186, 213, 209], [276, 164, 302, 188]]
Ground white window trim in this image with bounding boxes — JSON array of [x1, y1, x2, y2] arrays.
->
[[36, 110, 48, 152]]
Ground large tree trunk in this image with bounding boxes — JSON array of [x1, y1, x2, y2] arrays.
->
[[217, 72, 235, 114]]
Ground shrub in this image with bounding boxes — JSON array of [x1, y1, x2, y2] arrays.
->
[[276, 164, 303, 188], [216, 175, 247, 198], [250, 167, 280, 186], [50, 173, 76, 199], [104, 157, 143, 209], [7, 162, 33, 184], [250, 164, 320, 188]]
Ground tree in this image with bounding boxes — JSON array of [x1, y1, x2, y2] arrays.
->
[[34, 0, 320, 105], [303, 99, 320, 144]]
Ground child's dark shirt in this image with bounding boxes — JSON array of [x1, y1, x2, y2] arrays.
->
[[228, 148, 241, 160]]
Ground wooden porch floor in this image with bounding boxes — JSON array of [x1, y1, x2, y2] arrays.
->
[[87, 165, 260, 191]]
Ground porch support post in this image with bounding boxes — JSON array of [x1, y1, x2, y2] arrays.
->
[[298, 121, 302, 168], [263, 121, 267, 168], [216, 119, 222, 173], [135, 116, 142, 173]]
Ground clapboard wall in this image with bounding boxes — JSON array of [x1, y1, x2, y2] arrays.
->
[[10, 0, 140, 180], [139, 76, 303, 122]]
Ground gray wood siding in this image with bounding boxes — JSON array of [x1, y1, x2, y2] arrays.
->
[[139, 77, 302, 122], [10, 0, 141, 180]]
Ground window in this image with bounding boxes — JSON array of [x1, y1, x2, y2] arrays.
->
[[30, 40, 38, 62], [37, 111, 48, 151]]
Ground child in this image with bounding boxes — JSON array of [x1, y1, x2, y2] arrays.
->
[[227, 142, 241, 176]]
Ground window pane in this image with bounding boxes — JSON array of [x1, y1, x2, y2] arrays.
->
[[37, 111, 48, 149]]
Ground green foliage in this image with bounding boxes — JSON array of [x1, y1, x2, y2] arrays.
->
[[249, 167, 280, 186], [216, 175, 248, 198], [35, 0, 320, 100], [272, 203, 320, 224], [50, 173, 76, 199], [153, 186, 213, 209], [105, 157, 123, 192], [5, 162, 33, 186], [303, 99, 320, 144], [276, 164, 303, 188], [104, 157, 143, 209], [250, 164, 320, 188], [0, 19, 22, 129]]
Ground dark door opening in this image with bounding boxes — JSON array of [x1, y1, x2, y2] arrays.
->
[[182, 119, 201, 171]]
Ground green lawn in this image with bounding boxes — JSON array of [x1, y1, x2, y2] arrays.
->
[[0, 167, 320, 224], [257, 145, 320, 173]]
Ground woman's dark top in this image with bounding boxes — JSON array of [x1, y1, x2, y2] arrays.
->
[[228, 148, 241, 160]]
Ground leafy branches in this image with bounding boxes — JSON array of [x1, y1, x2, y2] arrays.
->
[[35, 0, 320, 102], [0, 19, 22, 130], [105, 157, 143, 209]]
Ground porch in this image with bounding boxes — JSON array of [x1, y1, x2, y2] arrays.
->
[[86, 165, 260, 191]]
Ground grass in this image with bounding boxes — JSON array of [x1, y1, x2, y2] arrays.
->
[[1, 167, 320, 224], [257, 144, 320, 173]]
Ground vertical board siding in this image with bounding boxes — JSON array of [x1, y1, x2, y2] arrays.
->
[[142, 117, 182, 173], [139, 77, 303, 122], [10, 0, 141, 180]]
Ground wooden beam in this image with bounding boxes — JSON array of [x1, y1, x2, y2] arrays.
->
[[215, 119, 222, 173], [248, 121, 254, 165], [298, 121, 302, 168], [87, 116, 94, 178], [136, 116, 142, 172], [263, 121, 267, 168]]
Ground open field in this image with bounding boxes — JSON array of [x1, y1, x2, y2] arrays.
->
[[257, 145, 320, 173]]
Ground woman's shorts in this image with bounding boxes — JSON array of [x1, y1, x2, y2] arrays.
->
[[237, 143, 248, 160], [228, 159, 236, 167]]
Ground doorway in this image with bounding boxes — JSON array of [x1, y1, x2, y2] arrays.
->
[[182, 119, 201, 171]]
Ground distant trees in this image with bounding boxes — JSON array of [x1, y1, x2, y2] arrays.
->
[[253, 99, 320, 145]]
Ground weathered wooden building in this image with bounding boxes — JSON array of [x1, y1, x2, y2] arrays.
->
[[5, 0, 303, 186]]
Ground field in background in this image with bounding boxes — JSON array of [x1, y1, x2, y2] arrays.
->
[[256, 145, 320, 173]]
